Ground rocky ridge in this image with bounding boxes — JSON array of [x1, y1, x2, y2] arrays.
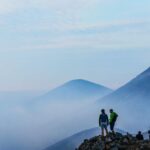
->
[[77, 132, 150, 150]]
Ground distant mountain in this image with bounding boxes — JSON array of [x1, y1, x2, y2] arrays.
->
[[38, 79, 112, 102], [99, 67, 150, 103], [44, 127, 125, 150]]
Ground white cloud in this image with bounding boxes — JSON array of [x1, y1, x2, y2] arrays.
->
[[0, 0, 100, 14], [0, 0, 149, 51], [17, 31, 150, 51], [10, 19, 149, 51], [7, 17, 150, 34], [0, 0, 24, 14], [54, 19, 150, 33]]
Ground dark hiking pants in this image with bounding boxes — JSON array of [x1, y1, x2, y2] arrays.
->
[[110, 122, 115, 131]]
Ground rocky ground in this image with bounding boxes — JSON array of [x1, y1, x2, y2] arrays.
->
[[76, 132, 150, 150]]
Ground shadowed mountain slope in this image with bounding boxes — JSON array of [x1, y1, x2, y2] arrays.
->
[[97, 67, 150, 132], [39, 79, 112, 102], [99, 67, 150, 103]]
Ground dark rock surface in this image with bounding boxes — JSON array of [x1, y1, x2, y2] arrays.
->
[[44, 128, 125, 150], [77, 132, 150, 150]]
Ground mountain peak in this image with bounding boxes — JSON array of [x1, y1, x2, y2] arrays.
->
[[40, 79, 112, 102], [62, 79, 112, 92], [66, 79, 91, 84], [65, 79, 103, 87], [69, 79, 87, 82]]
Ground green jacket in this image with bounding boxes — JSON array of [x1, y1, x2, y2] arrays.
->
[[109, 112, 118, 123]]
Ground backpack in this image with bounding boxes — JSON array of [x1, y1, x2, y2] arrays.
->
[[112, 113, 118, 122]]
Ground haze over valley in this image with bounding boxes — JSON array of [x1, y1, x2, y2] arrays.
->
[[0, 67, 150, 150]]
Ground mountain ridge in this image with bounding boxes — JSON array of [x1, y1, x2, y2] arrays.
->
[[37, 79, 113, 102], [77, 132, 150, 150], [98, 66, 150, 103]]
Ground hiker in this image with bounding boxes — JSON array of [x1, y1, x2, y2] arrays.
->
[[136, 131, 144, 140], [148, 130, 150, 140], [109, 109, 118, 133], [99, 109, 109, 137]]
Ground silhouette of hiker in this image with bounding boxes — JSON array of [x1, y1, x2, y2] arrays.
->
[[148, 130, 150, 140], [136, 131, 144, 140], [109, 109, 118, 134], [99, 109, 109, 137]]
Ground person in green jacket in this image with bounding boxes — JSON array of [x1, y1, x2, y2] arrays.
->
[[109, 109, 118, 133]]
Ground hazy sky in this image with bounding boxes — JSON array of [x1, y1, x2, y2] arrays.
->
[[0, 0, 150, 91]]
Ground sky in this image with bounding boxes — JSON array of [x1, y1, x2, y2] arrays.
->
[[0, 0, 150, 91]]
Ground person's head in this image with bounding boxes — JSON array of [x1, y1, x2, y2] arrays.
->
[[138, 131, 142, 135], [101, 109, 105, 114], [110, 109, 113, 113]]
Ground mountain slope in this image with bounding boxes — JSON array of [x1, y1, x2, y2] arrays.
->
[[44, 127, 125, 150], [101, 67, 150, 102], [98, 67, 150, 131], [39, 79, 112, 102]]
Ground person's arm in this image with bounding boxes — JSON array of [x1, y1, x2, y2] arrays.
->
[[106, 115, 109, 125], [109, 113, 113, 123], [142, 135, 144, 140], [99, 115, 101, 127]]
